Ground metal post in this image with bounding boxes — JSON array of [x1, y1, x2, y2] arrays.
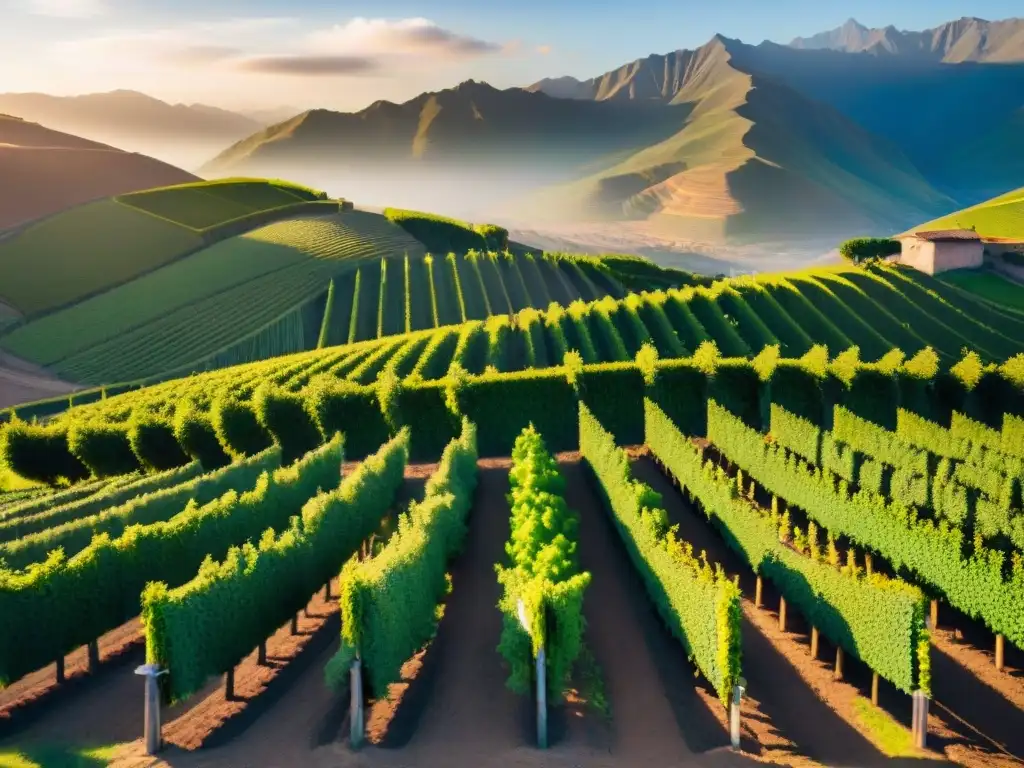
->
[[730, 678, 746, 749], [350, 657, 364, 748], [536, 647, 548, 749], [87, 641, 100, 674], [324, 581, 332, 601], [257, 640, 267, 666], [225, 667, 235, 699], [55, 655, 65, 684], [135, 664, 167, 756], [912, 690, 928, 748], [291, 613, 299, 635]]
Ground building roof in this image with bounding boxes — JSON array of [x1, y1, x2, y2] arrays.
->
[[900, 229, 982, 242]]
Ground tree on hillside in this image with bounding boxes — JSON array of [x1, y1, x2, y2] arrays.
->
[[839, 237, 900, 264]]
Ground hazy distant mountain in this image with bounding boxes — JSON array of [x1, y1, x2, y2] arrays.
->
[[789, 16, 1024, 62], [204, 14, 1024, 244], [0, 90, 260, 142], [524, 37, 952, 241], [0, 115, 197, 229]]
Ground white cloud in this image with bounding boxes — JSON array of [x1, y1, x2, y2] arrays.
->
[[306, 17, 503, 59], [28, 0, 106, 17]]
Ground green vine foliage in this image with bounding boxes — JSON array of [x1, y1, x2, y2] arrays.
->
[[212, 393, 274, 459], [580, 403, 741, 705], [496, 425, 590, 698], [0, 436, 341, 689], [145, 430, 408, 703], [0, 420, 89, 485], [128, 414, 191, 472], [330, 420, 478, 697], [173, 400, 231, 470], [649, 400, 929, 695], [0, 456, 238, 565], [706, 398, 1024, 655], [67, 420, 141, 478], [252, 382, 323, 465]]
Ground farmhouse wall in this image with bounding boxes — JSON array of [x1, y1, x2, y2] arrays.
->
[[899, 239, 936, 274], [931, 240, 983, 273]]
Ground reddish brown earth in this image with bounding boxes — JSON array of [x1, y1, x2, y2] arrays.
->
[[635, 453, 1024, 768], [0, 351, 79, 410], [10, 455, 1019, 768], [0, 617, 143, 735], [106, 457, 760, 767], [0, 115, 196, 230]]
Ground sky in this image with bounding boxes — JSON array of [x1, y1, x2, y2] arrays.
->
[[0, 0, 1021, 113]]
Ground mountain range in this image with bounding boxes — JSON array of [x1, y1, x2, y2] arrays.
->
[[789, 16, 1024, 61], [0, 90, 267, 170], [8, 15, 1024, 245]]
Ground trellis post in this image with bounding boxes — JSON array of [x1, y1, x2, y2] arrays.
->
[[135, 664, 168, 756], [730, 678, 746, 749]]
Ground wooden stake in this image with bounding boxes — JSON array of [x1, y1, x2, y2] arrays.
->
[[258, 640, 267, 666], [55, 655, 65, 684], [87, 640, 100, 673], [810, 627, 819, 659], [865, 553, 873, 575], [291, 614, 299, 635], [778, 597, 787, 632], [995, 634, 1005, 672], [324, 581, 332, 601], [871, 672, 879, 706], [834, 647, 844, 680], [930, 599, 938, 630], [755, 575, 763, 608], [225, 667, 235, 700]]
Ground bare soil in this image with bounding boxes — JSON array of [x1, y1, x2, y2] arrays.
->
[[108, 457, 760, 767], [631, 456, 910, 768], [931, 607, 1024, 712], [636, 452, 1024, 768], [0, 352, 79, 410], [0, 617, 143, 738]]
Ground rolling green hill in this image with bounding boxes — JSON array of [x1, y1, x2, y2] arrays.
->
[[7, 260, 1022, 426], [0, 192, 682, 388], [0, 178, 331, 316], [908, 186, 1024, 239]]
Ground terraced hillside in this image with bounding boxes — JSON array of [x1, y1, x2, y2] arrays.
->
[[6, 261, 1023, 432], [0, 236, 643, 387], [0, 178, 330, 316], [1, 282, 1023, 766]]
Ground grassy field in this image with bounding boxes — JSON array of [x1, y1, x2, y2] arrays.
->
[[1, 209, 664, 386], [909, 185, 1024, 239], [940, 269, 1024, 313], [0, 179, 329, 316], [116, 177, 323, 230]]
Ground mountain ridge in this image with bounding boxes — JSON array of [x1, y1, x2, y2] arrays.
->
[[788, 16, 1024, 61]]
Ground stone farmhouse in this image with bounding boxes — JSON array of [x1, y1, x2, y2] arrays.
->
[[895, 230, 983, 275]]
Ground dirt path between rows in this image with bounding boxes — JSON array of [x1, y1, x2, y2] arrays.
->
[[562, 457, 756, 765], [630, 456, 906, 768]]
